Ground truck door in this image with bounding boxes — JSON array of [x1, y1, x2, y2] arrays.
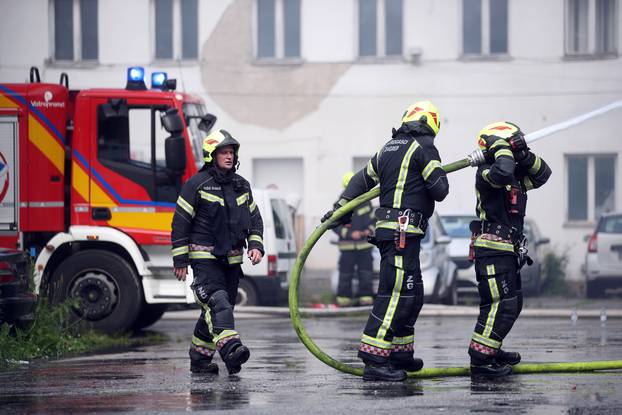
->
[[0, 115, 18, 233], [83, 99, 182, 246]]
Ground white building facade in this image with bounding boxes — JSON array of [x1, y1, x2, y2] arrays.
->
[[1, 0, 620, 285]]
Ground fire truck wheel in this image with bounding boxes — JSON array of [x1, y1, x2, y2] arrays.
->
[[132, 303, 168, 330], [50, 250, 142, 334], [236, 279, 258, 306]]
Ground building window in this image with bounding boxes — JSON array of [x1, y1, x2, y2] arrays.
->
[[566, 0, 618, 56], [53, 0, 98, 61], [155, 0, 198, 60], [566, 154, 617, 223], [359, 0, 403, 58], [462, 0, 508, 57], [256, 0, 301, 59]]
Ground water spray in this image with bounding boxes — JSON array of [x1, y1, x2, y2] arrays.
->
[[289, 100, 622, 378]]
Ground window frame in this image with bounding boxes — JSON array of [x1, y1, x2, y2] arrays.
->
[[564, 0, 619, 59], [96, 100, 179, 203], [356, 0, 405, 61], [460, 0, 511, 61], [564, 153, 618, 226], [253, 0, 303, 64], [50, 0, 99, 63], [153, 0, 199, 62]]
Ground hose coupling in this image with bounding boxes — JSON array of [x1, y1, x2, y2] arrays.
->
[[467, 149, 486, 167]]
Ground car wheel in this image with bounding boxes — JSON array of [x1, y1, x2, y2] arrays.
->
[[428, 274, 441, 303], [442, 272, 458, 305], [586, 280, 602, 299], [50, 250, 142, 334], [132, 303, 168, 330], [237, 278, 258, 306]]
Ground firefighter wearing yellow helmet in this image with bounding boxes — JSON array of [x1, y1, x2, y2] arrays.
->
[[467, 121, 552, 377], [332, 171, 375, 307], [322, 100, 449, 381], [171, 129, 264, 376]]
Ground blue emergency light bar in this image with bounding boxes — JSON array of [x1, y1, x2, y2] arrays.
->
[[151, 72, 168, 89], [126, 67, 147, 90]]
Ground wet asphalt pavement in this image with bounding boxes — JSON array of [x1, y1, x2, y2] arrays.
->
[[1, 309, 622, 414]]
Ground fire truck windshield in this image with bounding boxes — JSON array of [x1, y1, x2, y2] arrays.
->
[[183, 103, 208, 168]]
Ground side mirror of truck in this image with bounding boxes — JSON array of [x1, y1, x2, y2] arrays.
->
[[198, 114, 217, 133], [161, 108, 184, 134], [165, 136, 186, 174]]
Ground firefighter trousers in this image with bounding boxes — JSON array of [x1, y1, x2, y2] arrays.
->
[[358, 238, 424, 365], [337, 248, 374, 298], [190, 259, 244, 360], [468, 254, 523, 361]]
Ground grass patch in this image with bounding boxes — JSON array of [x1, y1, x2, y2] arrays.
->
[[0, 299, 166, 370]]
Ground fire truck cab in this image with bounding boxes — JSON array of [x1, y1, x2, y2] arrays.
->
[[0, 67, 216, 333]]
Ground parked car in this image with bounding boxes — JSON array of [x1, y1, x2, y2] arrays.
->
[[0, 248, 37, 328], [584, 212, 622, 298], [437, 213, 478, 303], [331, 212, 458, 304], [439, 213, 550, 301], [236, 188, 297, 306]]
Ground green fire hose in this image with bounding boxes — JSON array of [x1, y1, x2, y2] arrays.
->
[[288, 156, 622, 378]]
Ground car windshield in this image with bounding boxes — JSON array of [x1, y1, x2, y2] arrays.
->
[[598, 214, 622, 234], [182, 103, 208, 168], [271, 199, 294, 240], [440, 216, 474, 238]]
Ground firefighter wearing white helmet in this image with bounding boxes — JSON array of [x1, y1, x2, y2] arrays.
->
[[467, 121, 551, 377], [322, 100, 449, 381], [332, 171, 375, 307], [171, 129, 264, 375]]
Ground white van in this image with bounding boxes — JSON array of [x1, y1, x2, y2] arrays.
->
[[237, 188, 297, 306]]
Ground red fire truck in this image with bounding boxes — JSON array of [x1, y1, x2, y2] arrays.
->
[[0, 67, 217, 333]]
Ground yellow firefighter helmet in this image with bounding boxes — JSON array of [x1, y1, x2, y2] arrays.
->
[[401, 100, 441, 136], [202, 129, 240, 164]]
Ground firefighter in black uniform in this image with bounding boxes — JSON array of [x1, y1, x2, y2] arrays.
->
[[171, 129, 264, 375], [467, 121, 551, 377], [324, 101, 449, 381], [333, 171, 375, 307]]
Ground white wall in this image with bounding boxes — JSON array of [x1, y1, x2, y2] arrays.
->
[[303, 0, 355, 62], [0, 0, 48, 77]]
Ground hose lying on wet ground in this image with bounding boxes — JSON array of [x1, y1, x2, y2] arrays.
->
[[288, 186, 622, 378], [288, 100, 622, 378]]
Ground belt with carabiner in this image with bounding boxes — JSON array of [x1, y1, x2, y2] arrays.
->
[[375, 207, 427, 250]]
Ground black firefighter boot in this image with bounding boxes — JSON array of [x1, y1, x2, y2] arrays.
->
[[223, 344, 251, 375], [495, 349, 521, 366], [363, 362, 407, 382], [470, 356, 512, 377], [189, 346, 219, 374], [389, 352, 424, 373]]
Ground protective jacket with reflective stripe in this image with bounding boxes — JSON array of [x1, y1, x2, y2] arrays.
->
[[333, 201, 374, 250], [339, 125, 449, 241], [171, 167, 264, 268], [474, 145, 551, 256]]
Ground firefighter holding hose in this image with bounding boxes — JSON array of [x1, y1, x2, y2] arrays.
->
[[467, 122, 551, 377], [323, 101, 449, 381]]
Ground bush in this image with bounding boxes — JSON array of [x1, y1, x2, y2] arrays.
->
[[0, 299, 139, 369], [541, 247, 570, 296]]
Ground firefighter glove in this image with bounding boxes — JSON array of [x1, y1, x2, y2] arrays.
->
[[508, 133, 528, 152], [321, 206, 352, 229], [513, 149, 530, 163]]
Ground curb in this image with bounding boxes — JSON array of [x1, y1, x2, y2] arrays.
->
[[162, 305, 622, 320]]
